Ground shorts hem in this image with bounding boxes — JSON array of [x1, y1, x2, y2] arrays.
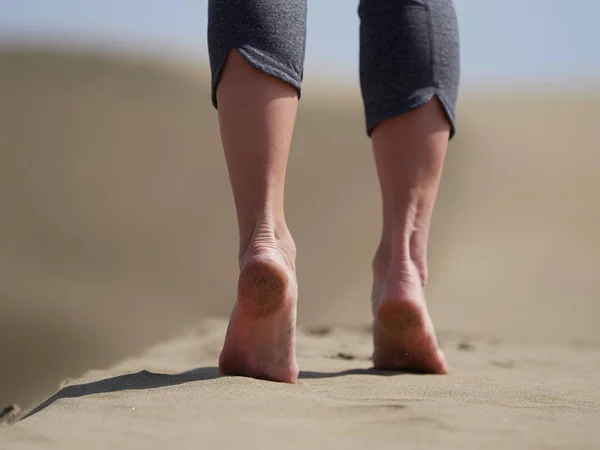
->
[[211, 45, 303, 108], [365, 87, 457, 140]]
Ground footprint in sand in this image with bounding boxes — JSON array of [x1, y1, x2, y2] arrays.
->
[[0, 404, 21, 426]]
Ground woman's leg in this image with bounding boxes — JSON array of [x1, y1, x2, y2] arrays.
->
[[359, 0, 461, 373], [208, 0, 307, 383]]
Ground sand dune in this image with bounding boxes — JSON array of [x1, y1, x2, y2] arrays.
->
[[0, 48, 599, 447]]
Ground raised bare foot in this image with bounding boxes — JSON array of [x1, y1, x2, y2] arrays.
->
[[218, 234, 299, 383], [371, 258, 447, 374]]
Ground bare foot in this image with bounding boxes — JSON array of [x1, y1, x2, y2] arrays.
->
[[371, 259, 447, 374], [218, 237, 299, 383]]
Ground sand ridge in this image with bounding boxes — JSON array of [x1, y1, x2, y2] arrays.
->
[[4, 320, 600, 449]]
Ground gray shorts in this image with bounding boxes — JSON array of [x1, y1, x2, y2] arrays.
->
[[207, 0, 460, 138]]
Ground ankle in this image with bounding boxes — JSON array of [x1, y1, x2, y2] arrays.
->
[[239, 217, 296, 266], [372, 243, 391, 278], [373, 234, 428, 288]]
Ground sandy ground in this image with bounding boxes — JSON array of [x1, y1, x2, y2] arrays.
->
[[1, 48, 599, 448], [4, 321, 600, 449]]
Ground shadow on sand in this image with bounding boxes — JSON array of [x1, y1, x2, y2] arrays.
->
[[21, 366, 404, 421]]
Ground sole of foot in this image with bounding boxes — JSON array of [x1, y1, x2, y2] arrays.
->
[[372, 268, 447, 374], [219, 251, 299, 383]]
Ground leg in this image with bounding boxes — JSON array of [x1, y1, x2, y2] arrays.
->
[[359, 0, 460, 373], [207, 0, 307, 383], [370, 99, 450, 374]]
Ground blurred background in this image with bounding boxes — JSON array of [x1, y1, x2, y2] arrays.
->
[[1, 0, 599, 410]]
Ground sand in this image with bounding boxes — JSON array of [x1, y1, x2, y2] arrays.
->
[[1, 48, 599, 448], [4, 321, 600, 449]]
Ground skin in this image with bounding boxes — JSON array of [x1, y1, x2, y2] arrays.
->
[[217, 50, 448, 383]]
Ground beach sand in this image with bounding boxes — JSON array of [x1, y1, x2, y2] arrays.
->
[[1, 48, 599, 448], [5, 320, 600, 449]]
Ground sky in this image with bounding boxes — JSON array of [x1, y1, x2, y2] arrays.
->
[[1, 0, 599, 91]]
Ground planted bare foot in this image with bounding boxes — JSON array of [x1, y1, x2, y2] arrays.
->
[[218, 233, 299, 383], [371, 256, 447, 374]]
